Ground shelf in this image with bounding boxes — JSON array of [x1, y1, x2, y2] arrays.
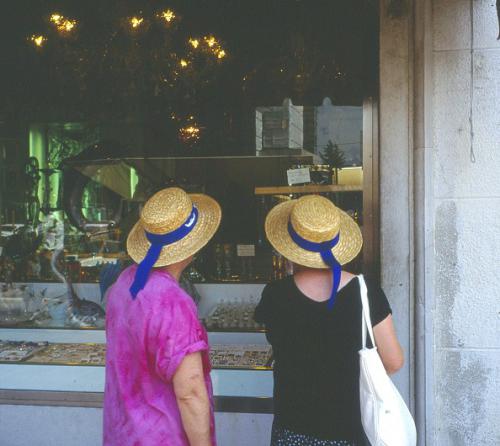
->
[[213, 365, 272, 371], [64, 149, 316, 167], [0, 340, 273, 370], [254, 184, 363, 195], [0, 360, 272, 371]]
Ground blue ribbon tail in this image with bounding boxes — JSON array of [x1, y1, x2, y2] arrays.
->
[[320, 250, 342, 311], [129, 244, 163, 299]]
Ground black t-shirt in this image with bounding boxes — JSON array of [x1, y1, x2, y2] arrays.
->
[[254, 275, 392, 442]]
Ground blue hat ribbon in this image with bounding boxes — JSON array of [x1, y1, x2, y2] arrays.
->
[[287, 221, 341, 310], [130, 206, 199, 299]]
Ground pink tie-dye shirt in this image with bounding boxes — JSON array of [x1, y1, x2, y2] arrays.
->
[[103, 265, 215, 446]]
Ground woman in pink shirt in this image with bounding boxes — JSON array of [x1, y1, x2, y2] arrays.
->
[[104, 187, 221, 446]]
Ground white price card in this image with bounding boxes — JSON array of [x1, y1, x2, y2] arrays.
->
[[287, 167, 311, 185], [237, 244, 256, 257]]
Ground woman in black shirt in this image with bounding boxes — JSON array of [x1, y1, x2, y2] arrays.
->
[[255, 195, 404, 446]]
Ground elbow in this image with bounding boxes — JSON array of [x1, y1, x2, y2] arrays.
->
[[174, 374, 208, 404], [386, 362, 404, 375], [176, 387, 207, 404], [385, 350, 404, 375]]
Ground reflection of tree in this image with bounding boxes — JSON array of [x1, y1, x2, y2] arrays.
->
[[48, 124, 100, 168], [23, 7, 227, 135], [3, 1, 378, 152], [320, 140, 346, 169]]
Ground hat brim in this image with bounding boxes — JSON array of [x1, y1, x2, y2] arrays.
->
[[265, 200, 363, 268], [127, 194, 221, 267]]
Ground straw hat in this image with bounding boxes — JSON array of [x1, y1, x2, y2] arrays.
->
[[265, 195, 362, 268], [127, 187, 221, 267]]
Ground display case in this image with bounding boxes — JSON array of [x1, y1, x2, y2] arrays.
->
[[0, 150, 367, 327]]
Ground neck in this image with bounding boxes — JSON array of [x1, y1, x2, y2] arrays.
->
[[160, 256, 192, 281], [294, 266, 354, 289], [294, 266, 334, 280], [162, 265, 184, 281]]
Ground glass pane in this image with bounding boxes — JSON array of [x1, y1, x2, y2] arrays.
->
[[0, 1, 378, 330]]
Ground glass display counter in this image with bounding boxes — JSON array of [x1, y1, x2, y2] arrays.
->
[[0, 286, 275, 419]]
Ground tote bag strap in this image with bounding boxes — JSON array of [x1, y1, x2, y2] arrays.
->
[[358, 274, 376, 349]]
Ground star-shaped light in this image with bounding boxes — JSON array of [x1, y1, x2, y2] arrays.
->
[[130, 17, 144, 29]]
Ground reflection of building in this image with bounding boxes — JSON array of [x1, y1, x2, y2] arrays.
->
[[256, 98, 303, 150], [256, 97, 363, 166], [302, 106, 316, 152], [314, 98, 362, 166]]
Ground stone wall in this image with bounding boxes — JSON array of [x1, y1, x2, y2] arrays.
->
[[432, 1, 500, 445], [380, 0, 500, 444]]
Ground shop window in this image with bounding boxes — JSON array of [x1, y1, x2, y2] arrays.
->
[[0, 1, 378, 337]]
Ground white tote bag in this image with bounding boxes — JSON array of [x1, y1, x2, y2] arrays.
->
[[358, 275, 417, 446]]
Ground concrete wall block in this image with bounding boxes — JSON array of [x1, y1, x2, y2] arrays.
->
[[434, 349, 500, 446], [433, 0, 500, 50], [434, 198, 500, 349], [433, 50, 499, 198], [433, 0, 471, 51], [433, 50, 470, 197], [473, 0, 500, 49], [473, 49, 500, 144], [0, 405, 103, 446], [433, 50, 471, 124], [216, 413, 272, 446], [434, 200, 460, 348]]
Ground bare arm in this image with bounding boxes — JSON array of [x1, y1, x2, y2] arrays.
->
[[173, 352, 212, 446], [373, 314, 404, 375]]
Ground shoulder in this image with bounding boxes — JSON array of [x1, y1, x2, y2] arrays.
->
[[150, 271, 196, 309], [342, 270, 356, 281], [361, 275, 385, 296], [360, 274, 392, 325], [262, 276, 293, 297], [147, 274, 200, 331], [255, 277, 293, 324], [340, 270, 357, 290], [107, 265, 136, 299], [122, 269, 197, 315], [115, 264, 137, 284], [342, 269, 357, 280]]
